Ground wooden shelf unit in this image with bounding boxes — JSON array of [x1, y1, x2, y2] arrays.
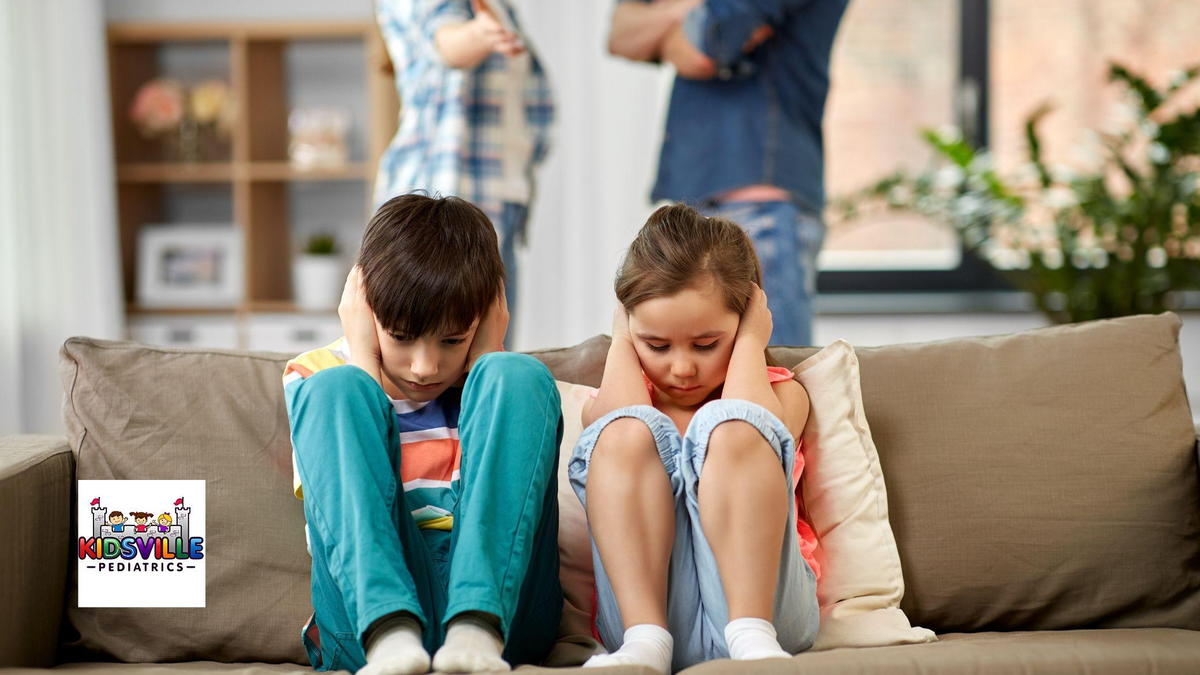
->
[[108, 21, 399, 318]]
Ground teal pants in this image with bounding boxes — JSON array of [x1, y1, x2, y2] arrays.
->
[[288, 352, 563, 671]]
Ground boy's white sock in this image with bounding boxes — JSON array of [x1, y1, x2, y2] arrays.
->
[[583, 624, 673, 674], [432, 613, 510, 673], [358, 614, 430, 675], [723, 617, 792, 661]]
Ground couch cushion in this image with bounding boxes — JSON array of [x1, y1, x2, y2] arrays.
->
[[680, 628, 1200, 675], [775, 313, 1200, 633], [59, 338, 308, 664]]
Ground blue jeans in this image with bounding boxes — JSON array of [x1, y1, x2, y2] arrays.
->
[[698, 200, 825, 347], [288, 353, 563, 671], [568, 400, 819, 671], [496, 202, 527, 350]]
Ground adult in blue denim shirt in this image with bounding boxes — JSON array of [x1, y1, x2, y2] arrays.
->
[[611, 0, 849, 346]]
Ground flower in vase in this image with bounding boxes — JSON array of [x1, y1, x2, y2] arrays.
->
[[129, 78, 185, 137], [191, 79, 234, 136]]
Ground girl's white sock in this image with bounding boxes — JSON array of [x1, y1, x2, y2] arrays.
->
[[432, 613, 510, 673], [723, 617, 792, 661], [583, 623, 673, 674], [359, 614, 430, 675]]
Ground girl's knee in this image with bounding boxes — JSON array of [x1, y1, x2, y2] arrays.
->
[[708, 419, 773, 457], [593, 417, 659, 466]]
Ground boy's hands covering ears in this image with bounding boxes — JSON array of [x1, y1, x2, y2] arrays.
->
[[339, 265, 384, 387], [466, 283, 509, 371]]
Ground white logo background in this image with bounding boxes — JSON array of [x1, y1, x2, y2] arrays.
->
[[78, 480, 206, 607]]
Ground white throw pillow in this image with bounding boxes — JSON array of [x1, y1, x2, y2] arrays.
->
[[555, 381, 599, 640], [793, 339, 936, 650]]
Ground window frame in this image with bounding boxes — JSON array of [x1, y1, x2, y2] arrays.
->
[[818, 0, 1011, 293]]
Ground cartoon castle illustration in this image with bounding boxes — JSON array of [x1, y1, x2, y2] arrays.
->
[[90, 497, 191, 546]]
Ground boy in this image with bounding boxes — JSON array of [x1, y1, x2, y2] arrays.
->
[[284, 194, 563, 674]]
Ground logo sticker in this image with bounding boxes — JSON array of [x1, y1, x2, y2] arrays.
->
[[77, 480, 206, 607]]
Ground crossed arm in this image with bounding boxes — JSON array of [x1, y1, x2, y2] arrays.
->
[[608, 0, 807, 79]]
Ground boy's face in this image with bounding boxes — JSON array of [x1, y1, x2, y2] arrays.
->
[[109, 514, 124, 524], [375, 317, 480, 402]]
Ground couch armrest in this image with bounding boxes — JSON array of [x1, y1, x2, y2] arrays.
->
[[0, 435, 73, 668]]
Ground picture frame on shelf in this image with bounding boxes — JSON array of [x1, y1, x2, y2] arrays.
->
[[137, 224, 243, 308]]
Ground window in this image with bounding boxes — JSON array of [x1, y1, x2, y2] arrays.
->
[[816, 1, 1200, 292]]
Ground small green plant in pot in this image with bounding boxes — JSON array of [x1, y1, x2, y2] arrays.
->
[[293, 233, 344, 310], [836, 63, 1200, 324]]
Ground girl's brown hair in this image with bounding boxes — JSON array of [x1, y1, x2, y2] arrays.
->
[[616, 204, 762, 315]]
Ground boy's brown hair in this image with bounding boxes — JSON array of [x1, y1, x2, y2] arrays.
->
[[358, 193, 504, 338]]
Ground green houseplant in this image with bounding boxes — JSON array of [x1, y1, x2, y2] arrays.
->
[[293, 233, 343, 311], [837, 63, 1200, 323]]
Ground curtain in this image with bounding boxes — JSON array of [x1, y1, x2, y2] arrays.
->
[[0, 0, 124, 434], [510, 0, 675, 351]]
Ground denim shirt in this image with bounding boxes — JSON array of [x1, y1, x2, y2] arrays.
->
[[624, 0, 848, 214]]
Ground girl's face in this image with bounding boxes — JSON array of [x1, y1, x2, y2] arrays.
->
[[628, 280, 739, 409]]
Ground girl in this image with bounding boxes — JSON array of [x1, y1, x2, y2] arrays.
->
[[569, 204, 820, 673]]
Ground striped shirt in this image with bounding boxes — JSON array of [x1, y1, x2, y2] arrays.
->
[[373, 0, 554, 234], [283, 338, 463, 533]]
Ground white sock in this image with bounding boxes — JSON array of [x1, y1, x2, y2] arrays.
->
[[584, 624, 673, 674], [431, 613, 510, 673], [358, 614, 430, 675], [723, 617, 791, 661]]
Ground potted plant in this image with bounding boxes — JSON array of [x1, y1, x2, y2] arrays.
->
[[293, 233, 344, 311], [837, 63, 1200, 324]]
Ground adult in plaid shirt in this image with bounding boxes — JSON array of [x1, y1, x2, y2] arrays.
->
[[374, 0, 554, 341]]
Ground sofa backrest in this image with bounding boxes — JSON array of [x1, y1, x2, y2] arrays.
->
[[57, 313, 1200, 664]]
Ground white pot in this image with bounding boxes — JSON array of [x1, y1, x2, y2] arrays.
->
[[293, 255, 344, 311]]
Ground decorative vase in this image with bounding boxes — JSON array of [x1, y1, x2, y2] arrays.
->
[[293, 254, 344, 311]]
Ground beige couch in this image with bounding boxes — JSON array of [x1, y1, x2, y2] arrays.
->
[[3, 312, 1200, 674]]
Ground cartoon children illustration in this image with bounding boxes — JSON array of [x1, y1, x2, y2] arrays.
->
[[130, 511, 154, 533], [157, 513, 172, 533], [107, 511, 126, 532]]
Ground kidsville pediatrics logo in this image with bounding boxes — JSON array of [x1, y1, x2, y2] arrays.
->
[[77, 480, 206, 607]]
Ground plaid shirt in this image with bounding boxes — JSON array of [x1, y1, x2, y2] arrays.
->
[[374, 0, 554, 227]]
